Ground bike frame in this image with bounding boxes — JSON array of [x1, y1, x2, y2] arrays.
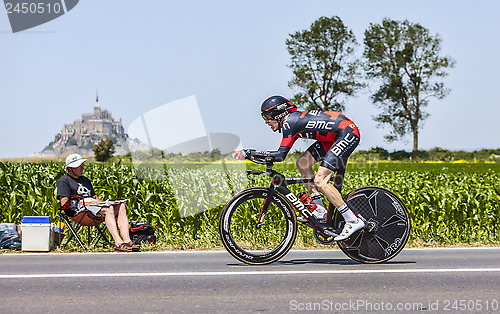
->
[[246, 157, 341, 238]]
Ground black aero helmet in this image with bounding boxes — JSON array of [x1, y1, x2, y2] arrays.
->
[[261, 96, 297, 121]]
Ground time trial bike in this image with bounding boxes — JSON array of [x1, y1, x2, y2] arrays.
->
[[218, 155, 411, 265]]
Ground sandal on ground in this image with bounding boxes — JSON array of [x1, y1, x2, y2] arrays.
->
[[126, 241, 141, 252], [114, 243, 132, 252]]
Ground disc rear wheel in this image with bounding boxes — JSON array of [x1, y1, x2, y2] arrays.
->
[[334, 186, 411, 263]]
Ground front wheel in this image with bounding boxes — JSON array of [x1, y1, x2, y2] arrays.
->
[[219, 187, 297, 265], [333, 186, 411, 264]]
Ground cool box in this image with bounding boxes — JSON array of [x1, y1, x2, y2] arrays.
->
[[21, 216, 53, 252]]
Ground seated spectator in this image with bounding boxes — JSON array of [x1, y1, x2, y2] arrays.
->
[[56, 153, 140, 252]]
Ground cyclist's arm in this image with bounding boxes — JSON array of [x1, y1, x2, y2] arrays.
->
[[243, 147, 290, 162]]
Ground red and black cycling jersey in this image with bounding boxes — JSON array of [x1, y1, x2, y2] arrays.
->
[[251, 110, 360, 162]]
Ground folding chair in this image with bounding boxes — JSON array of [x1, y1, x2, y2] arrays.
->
[[57, 196, 111, 250]]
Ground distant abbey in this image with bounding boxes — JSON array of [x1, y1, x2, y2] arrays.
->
[[39, 94, 128, 157]]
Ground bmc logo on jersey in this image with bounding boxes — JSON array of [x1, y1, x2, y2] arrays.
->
[[305, 121, 335, 130], [331, 133, 356, 156]]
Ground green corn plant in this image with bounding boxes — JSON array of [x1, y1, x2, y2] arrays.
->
[[0, 161, 499, 247]]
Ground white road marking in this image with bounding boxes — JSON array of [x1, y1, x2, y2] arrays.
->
[[1, 268, 500, 279]]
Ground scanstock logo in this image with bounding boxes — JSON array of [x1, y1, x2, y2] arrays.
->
[[4, 0, 79, 33]]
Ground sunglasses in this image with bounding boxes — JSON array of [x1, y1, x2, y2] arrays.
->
[[261, 111, 274, 121]]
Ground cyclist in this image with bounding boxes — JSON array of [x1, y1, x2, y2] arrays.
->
[[234, 95, 364, 241]]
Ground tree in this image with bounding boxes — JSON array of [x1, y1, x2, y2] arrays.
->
[[363, 18, 455, 151], [93, 138, 115, 162], [286, 16, 364, 111]]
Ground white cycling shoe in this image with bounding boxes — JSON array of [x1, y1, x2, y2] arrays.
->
[[334, 219, 365, 241]]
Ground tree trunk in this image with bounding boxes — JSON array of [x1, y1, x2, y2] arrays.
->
[[412, 127, 419, 152]]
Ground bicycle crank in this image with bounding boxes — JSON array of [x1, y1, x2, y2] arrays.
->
[[313, 229, 336, 245]]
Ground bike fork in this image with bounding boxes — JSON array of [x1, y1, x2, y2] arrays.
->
[[256, 186, 277, 227]]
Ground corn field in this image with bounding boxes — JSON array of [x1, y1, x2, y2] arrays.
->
[[0, 161, 499, 247]]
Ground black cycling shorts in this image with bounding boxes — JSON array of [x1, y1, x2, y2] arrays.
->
[[306, 128, 360, 172]]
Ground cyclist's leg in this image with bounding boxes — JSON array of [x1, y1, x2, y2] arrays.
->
[[314, 167, 344, 208], [333, 167, 346, 193], [296, 150, 317, 194], [296, 143, 327, 220], [297, 141, 327, 194], [315, 129, 363, 240], [315, 129, 358, 208]]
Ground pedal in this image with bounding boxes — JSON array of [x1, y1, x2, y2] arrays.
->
[[322, 228, 338, 237], [314, 229, 336, 245]]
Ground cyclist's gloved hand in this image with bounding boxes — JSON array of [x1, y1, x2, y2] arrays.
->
[[233, 149, 255, 160], [232, 150, 247, 160]]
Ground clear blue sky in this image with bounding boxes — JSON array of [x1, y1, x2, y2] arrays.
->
[[1, 0, 499, 158]]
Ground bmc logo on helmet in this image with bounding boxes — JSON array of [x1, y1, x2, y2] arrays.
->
[[276, 103, 289, 111]]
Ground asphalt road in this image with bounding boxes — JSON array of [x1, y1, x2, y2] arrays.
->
[[0, 248, 499, 313]]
